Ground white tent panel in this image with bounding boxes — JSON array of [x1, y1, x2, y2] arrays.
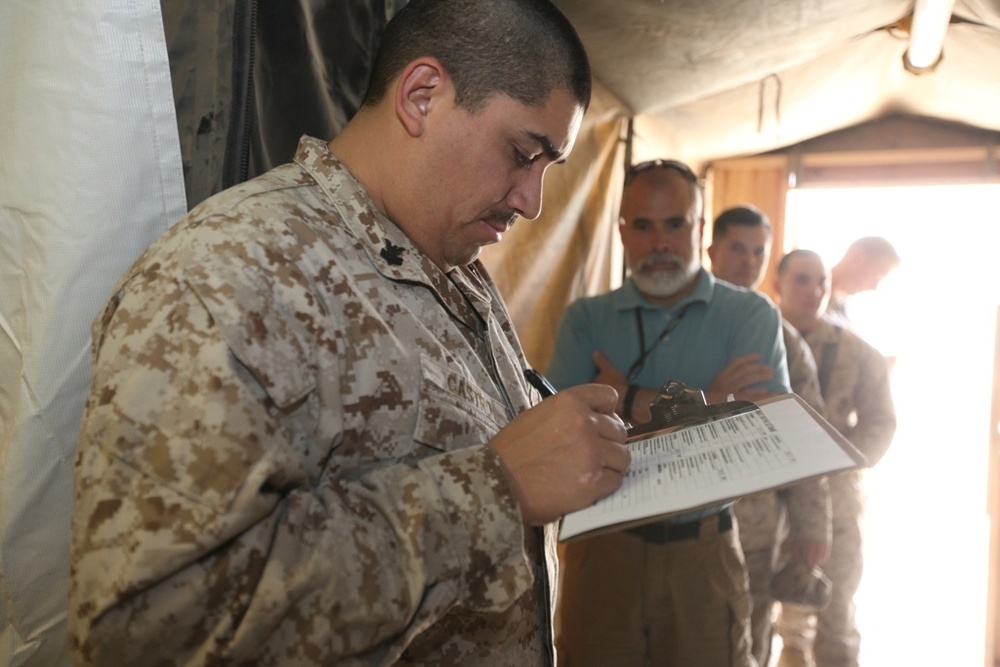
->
[[0, 1, 186, 663]]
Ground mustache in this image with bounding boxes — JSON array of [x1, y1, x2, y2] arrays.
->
[[482, 206, 518, 229], [636, 252, 684, 272]]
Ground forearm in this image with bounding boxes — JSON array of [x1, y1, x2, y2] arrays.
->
[[847, 415, 897, 466], [781, 477, 832, 544], [71, 443, 528, 666], [849, 361, 897, 466]]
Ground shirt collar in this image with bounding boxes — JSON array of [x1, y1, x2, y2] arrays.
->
[[292, 135, 494, 323]]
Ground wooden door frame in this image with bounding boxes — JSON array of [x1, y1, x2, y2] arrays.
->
[[987, 307, 1000, 667]]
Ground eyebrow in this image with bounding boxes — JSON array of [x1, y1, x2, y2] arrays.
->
[[526, 131, 568, 164], [629, 215, 690, 227]]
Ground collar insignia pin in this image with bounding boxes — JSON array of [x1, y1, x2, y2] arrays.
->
[[380, 238, 405, 266]]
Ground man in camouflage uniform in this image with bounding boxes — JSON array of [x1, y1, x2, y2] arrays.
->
[[826, 236, 900, 330], [707, 206, 832, 667], [771, 250, 896, 667], [69, 2, 632, 665]]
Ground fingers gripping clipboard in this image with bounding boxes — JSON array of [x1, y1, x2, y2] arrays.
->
[[558, 380, 866, 542]]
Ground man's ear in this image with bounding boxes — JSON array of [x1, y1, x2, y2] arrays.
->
[[694, 216, 707, 252], [395, 58, 446, 138], [706, 242, 718, 265]]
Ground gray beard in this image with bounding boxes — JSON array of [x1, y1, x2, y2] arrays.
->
[[631, 255, 700, 298]]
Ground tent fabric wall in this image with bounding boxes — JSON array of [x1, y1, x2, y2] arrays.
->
[[556, 0, 1000, 174], [161, 0, 254, 210], [162, 0, 400, 211], [0, 2, 186, 664], [249, 0, 405, 177]]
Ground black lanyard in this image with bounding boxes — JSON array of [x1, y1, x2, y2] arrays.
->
[[625, 304, 692, 383]]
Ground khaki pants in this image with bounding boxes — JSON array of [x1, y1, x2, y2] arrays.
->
[[556, 510, 756, 667]]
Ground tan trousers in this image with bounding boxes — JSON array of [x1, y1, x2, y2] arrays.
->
[[556, 511, 756, 667]]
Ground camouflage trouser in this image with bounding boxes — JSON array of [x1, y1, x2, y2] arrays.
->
[[743, 547, 778, 667], [774, 506, 863, 667]]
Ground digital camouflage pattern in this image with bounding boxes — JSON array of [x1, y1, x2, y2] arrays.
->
[[775, 316, 896, 667], [70, 136, 554, 666], [736, 322, 831, 553], [735, 321, 832, 665]]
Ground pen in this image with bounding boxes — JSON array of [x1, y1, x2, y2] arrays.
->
[[523, 368, 557, 398], [523, 367, 632, 429]]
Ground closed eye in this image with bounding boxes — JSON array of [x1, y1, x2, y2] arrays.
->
[[514, 148, 537, 169]]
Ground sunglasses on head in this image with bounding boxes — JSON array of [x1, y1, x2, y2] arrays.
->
[[625, 159, 698, 185]]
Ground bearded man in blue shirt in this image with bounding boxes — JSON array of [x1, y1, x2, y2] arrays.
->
[[549, 159, 790, 667]]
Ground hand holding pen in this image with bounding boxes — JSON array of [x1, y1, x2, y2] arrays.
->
[[487, 372, 631, 525]]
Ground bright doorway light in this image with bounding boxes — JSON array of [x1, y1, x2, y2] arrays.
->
[[781, 183, 1000, 666]]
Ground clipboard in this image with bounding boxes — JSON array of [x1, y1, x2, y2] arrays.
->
[[558, 380, 866, 542]]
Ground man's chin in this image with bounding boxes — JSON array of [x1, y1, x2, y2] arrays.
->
[[457, 246, 484, 268], [633, 271, 689, 298]]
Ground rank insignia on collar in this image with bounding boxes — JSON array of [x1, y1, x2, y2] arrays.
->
[[380, 238, 405, 266]]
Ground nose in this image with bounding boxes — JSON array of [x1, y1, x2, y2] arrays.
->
[[649, 223, 673, 251], [506, 167, 545, 221]]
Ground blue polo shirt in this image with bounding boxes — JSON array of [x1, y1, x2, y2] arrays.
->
[[547, 268, 790, 523]]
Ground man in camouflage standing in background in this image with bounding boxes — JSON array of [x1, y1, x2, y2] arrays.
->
[[771, 250, 896, 667], [708, 205, 832, 667]]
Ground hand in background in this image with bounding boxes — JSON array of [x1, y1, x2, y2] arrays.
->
[[791, 538, 832, 568], [705, 353, 773, 404]]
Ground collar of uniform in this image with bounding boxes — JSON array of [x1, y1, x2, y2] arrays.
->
[[292, 135, 494, 331], [449, 262, 498, 322], [619, 266, 715, 314], [802, 315, 841, 346], [291, 135, 434, 280]]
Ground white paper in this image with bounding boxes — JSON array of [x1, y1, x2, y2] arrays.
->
[[559, 394, 861, 541]]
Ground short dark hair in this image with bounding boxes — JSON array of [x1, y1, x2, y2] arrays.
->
[[847, 236, 900, 266], [712, 205, 771, 240], [621, 158, 703, 220], [624, 159, 698, 187], [777, 248, 822, 277], [362, 0, 592, 113]]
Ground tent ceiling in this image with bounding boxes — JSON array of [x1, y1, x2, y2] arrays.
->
[[553, 0, 1000, 167]]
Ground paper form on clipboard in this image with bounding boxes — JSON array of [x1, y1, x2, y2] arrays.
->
[[558, 381, 865, 542]]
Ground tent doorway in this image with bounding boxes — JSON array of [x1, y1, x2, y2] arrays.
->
[[772, 183, 1000, 666]]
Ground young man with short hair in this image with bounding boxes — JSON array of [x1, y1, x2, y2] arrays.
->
[[709, 206, 832, 667], [772, 250, 896, 667]]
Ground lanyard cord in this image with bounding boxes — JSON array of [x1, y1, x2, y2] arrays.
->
[[625, 304, 692, 383]]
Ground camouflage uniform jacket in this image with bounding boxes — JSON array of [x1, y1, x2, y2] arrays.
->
[[802, 316, 897, 515], [70, 136, 553, 666], [736, 321, 832, 550]]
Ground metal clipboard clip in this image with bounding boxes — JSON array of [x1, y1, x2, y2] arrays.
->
[[625, 380, 760, 442]]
